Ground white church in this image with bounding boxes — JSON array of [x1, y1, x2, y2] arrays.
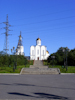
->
[[15, 32, 24, 55], [30, 38, 50, 60]]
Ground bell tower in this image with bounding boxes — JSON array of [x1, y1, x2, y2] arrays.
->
[[36, 38, 41, 45], [18, 31, 22, 46], [16, 31, 24, 55]]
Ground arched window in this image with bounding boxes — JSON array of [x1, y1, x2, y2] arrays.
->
[[37, 50, 39, 55], [32, 50, 34, 55], [43, 50, 44, 55]]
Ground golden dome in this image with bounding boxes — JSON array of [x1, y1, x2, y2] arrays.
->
[[46, 51, 49, 54], [36, 38, 41, 41]]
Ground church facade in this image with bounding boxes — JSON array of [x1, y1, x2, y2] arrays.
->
[[30, 38, 49, 60]]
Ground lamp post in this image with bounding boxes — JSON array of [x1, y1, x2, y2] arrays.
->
[[63, 47, 68, 71], [51, 56, 55, 67], [11, 47, 17, 72], [63, 49, 65, 68], [66, 50, 67, 71], [25, 56, 27, 67], [66, 47, 68, 71]]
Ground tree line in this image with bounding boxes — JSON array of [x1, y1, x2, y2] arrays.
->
[[47, 47, 75, 66], [0, 47, 75, 67], [0, 51, 28, 67]]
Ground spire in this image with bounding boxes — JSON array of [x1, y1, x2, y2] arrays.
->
[[19, 31, 22, 40], [18, 31, 22, 46]]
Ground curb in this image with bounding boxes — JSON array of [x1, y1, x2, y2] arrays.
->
[[61, 73, 75, 75], [0, 73, 75, 75], [0, 98, 70, 100], [0, 99, 69, 100], [0, 73, 20, 75]]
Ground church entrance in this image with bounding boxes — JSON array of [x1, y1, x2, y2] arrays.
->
[[37, 57, 39, 60]]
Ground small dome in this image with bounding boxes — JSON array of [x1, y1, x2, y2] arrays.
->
[[36, 38, 41, 41], [46, 51, 49, 54]]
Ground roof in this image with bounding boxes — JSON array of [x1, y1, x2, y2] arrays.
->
[[36, 38, 41, 41]]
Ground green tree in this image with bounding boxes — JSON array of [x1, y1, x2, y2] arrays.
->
[[47, 47, 70, 66], [68, 49, 75, 66]]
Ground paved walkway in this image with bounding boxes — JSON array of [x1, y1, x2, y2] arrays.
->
[[0, 74, 75, 100]]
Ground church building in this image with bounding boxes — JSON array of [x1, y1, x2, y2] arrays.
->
[[30, 38, 49, 60], [15, 31, 24, 55]]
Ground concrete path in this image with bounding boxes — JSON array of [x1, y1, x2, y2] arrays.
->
[[0, 74, 75, 100], [30, 60, 48, 68]]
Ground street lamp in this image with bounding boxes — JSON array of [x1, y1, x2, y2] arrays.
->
[[63, 47, 68, 71], [11, 47, 17, 72], [63, 49, 65, 68], [51, 56, 55, 67]]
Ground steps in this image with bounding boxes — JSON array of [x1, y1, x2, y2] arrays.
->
[[30, 65, 48, 68], [20, 60, 60, 74], [34, 60, 43, 66], [30, 60, 48, 68], [20, 68, 60, 74]]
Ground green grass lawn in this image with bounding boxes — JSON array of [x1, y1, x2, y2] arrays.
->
[[0, 61, 75, 73], [48, 65, 75, 73], [43, 61, 75, 73], [0, 60, 33, 73], [0, 65, 29, 73]]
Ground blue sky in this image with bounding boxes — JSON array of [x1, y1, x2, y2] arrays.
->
[[0, 0, 75, 56]]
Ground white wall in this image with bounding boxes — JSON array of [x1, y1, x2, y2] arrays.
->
[[16, 46, 24, 55], [41, 46, 46, 60], [36, 40, 41, 45], [30, 46, 35, 60], [35, 45, 41, 60], [46, 52, 50, 60]]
